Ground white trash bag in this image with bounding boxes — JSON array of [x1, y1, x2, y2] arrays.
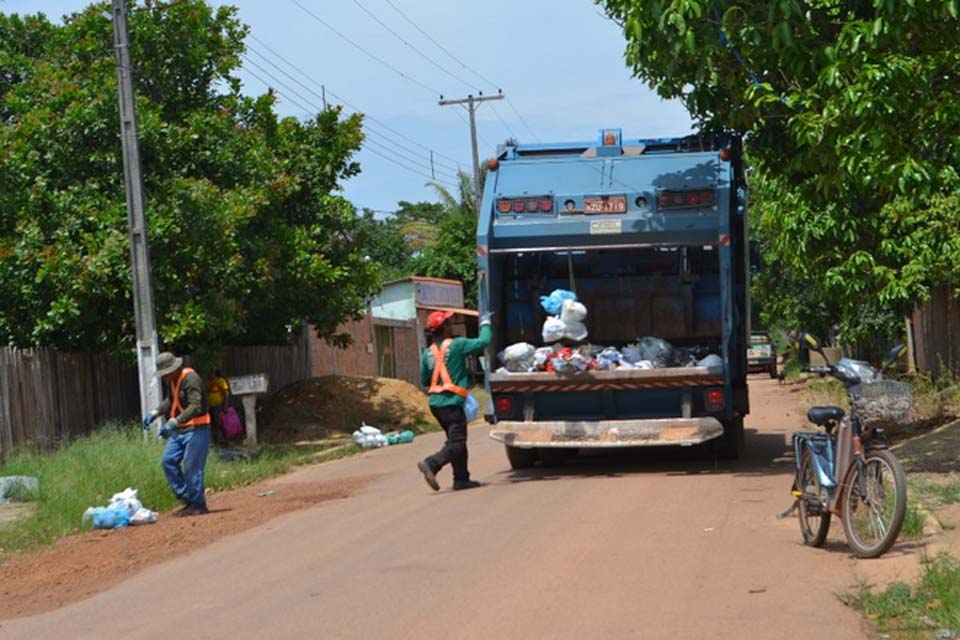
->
[[542, 317, 565, 343]]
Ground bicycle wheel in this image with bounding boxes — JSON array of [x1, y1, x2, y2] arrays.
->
[[841, 449, 907, 559], [798, 448, 831, 547]]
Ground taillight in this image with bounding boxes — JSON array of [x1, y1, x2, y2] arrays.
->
[[657, 189, 717, 210], [705, 388, 725, 412], [496, 197, 554, 215], [495, 396, 513, 418]]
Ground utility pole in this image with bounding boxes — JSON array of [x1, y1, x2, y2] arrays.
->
[[111, 0, 161, 430], [438, 90, 504, 212]]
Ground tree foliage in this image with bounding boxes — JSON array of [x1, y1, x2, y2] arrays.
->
[[0, 1, 378, 355], [600, 0, 960, 340]]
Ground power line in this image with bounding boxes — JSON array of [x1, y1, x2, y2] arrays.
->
[[240, 56, 461, 183], [350, 0, 476, 92], [246, 34, 465, 168], [242, 47, 462, 173], [452, 107, 496, 152], [363, 145, 456, 188], [505, 97, 541, 142], [382, 0, 499, 90], [364, 138, 458, 181], [488, 103, 518, 141], [289, 0, 441, 96], [242, 65, 314, 116]]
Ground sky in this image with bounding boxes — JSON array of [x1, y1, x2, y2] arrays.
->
[[5, 0, 693, 212]]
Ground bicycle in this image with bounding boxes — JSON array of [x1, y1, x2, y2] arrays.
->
[[789, 335, 910, 558]]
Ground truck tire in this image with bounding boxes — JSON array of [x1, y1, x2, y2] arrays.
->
[[716, 417, 744, 460], [768, 363, 778, 379], [505, 445, 537, 470]]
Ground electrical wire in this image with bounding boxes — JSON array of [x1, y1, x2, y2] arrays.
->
[[363, 145, 456, 188], [246, 34, 466, 168], [382, 0, 499, 90], [350, 0, 476, 92], [242, 66, 314, 117], [242, 47, 463, 173], [241, 56, 461, 183], [452, 107, 497, 153], [289, 0, 442, 96], [505, 96, 541, 142], [488, 103, 518, 141]]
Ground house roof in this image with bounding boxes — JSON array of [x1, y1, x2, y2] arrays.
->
[[383, 275, 463, 287]]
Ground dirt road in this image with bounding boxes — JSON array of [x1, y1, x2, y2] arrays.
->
[[3, 379, 917, 639]]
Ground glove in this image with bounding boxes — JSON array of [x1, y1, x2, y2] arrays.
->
[[159, 419, 178, 439], [142, 411, 158, 429], [480, 310, 494, 325]]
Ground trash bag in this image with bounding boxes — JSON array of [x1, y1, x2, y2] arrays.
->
[[697, 354, 723, 370], [638, 336, 675, 368], [354, 423, 390, 448], [621, 343, 643, 364], [539, 289, 577, 316], [560, 299, 587, 323], [542, 317, 566, 343], [533, 347, 554, 370], [83, 506, 131, 529], [464, 393, 479, 421], [563, 320, 588, 342], [220, 406, 243, 439], [386, 430, 415, 445], [499, 342, 537, 372], [596, 347, 622, 370]]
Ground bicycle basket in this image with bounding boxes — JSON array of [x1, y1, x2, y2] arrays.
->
[[849, 380, 913, 429]]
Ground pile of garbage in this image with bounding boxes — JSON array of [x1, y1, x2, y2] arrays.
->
[[352, 423, 415, 449], [497, 289, 723, 375], [83, 487, 158, 529]]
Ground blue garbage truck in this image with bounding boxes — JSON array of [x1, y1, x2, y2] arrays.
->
[[477, 130, 751, 467]]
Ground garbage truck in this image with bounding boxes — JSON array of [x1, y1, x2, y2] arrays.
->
[[477, 130, 752, 466]]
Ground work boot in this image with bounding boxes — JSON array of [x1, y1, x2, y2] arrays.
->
[[417, 460, 439, 492], [452, 480, 483, 491], [174, 504, 209, 517]]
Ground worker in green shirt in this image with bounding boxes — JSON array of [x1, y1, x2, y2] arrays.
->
[[417, 309, 492, 491]]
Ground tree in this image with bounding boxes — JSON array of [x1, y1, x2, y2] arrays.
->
[[599, 0, 960, 340], [0, 1, 378, 357], [412, 170, 483, 307]]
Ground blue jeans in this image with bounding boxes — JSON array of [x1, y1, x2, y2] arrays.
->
[[161, 426, 210, 509]]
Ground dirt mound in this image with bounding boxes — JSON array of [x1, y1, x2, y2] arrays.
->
[[260, 376, 437, 444], [0, 475, 374, 619]]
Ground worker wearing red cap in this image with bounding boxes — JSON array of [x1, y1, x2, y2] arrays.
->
[[417, 308, 492, 491]]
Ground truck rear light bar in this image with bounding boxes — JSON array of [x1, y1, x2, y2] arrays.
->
[[704, 388, 725, 412], [657, 189, 717, 210], [497, 197, 553, 215]]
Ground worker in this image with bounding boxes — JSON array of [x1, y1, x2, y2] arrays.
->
[[142, 352, 211, 516], [417, 309, 492, 492], [206, 369, 230, 444]]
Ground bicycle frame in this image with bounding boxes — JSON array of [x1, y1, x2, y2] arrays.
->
[[793, 413, 863, 515]]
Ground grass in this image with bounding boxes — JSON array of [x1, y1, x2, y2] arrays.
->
[[844, 553, 960, 638], [0, 424, 354, 558], [902, 503, 929, 539], [911, 478, 960, 509]]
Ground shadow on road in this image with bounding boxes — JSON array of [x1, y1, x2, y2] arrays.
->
[[499, 427, 797, 483]]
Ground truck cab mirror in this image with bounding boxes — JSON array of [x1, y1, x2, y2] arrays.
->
[[749, 240, 762, 273]]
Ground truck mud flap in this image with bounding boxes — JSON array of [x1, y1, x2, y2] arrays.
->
[[489, 417, 724, 448]]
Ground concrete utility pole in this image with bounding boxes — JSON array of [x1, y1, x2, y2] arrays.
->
[[111, 0, 161, 428], [438, 91, 504, 212]]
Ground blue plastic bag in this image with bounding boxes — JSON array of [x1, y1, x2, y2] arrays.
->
[[539, 289, 577, 316], [464, 393, 479, 422], [87, 506, 131, 529]]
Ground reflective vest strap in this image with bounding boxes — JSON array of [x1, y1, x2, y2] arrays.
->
[[170, 367, 211, 427], [428, 339, 468, 398]]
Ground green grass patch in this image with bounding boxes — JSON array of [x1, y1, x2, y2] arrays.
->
[[844, 553, 960, 638], [0, 424, 355, 558], [902, 502, 928, 539], [911, 478, 960, 508]]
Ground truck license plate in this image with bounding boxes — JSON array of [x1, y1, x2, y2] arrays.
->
[[584, 196, 626, 214], [590, 219, 622, 235]]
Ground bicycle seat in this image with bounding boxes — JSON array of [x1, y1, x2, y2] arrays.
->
[[807, 406, 845, 427]]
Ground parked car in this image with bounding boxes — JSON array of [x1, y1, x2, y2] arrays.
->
[[747, 332, 778, 378]]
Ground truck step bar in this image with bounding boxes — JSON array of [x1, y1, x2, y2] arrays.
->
[[490, 417, 724, 448], [489, 366, 723, 393]]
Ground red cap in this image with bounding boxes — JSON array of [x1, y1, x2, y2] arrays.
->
[[426, 310, 455, 331]]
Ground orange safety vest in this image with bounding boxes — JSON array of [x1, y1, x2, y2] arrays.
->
[[169, 367, 211, 428], [428, 339, 468, 398]]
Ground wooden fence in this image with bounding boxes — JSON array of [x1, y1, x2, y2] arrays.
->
[[0, 348, 141, 460], [912, 285, 960, 378], [0, 336, 313, 460]]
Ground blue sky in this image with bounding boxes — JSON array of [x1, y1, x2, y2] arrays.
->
[[7, 1, 693, 211]]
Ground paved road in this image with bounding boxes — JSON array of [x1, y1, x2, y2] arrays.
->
[[3, 379, 879, 639]]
